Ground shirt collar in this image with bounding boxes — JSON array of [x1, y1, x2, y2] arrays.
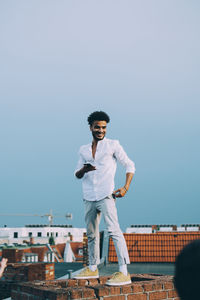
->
[[91, 137, 107, 146]]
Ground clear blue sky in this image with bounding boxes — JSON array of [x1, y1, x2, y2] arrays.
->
[[0, 1, 199, 230]]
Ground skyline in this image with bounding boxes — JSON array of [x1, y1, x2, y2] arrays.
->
[[0, 1, 200, 231]]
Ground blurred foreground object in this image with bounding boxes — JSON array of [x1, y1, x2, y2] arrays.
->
[[174, 239, 200, 299]]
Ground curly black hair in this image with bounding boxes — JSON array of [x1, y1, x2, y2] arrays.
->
[[87, 111, 110, 126]]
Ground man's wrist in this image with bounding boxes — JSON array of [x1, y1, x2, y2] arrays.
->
[[123, 186, 128, 192]]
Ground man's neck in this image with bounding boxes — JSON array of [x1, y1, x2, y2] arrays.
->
[[92, 139, 98, 147], [92, 139, 98, 159]]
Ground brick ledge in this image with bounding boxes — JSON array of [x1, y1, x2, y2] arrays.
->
[[11, 274, 180, 299]]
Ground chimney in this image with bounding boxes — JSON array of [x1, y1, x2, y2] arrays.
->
[[172, 225, 177, 231], [30, 237, 34, 245]]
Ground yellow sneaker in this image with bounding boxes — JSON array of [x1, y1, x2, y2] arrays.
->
[[73, 267, 99, 279], [106, 272, 131, 286]]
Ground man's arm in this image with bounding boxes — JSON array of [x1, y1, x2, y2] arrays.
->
[[0, 258, 7, 278], [113, 172, 134, 198], [112, 140, 136, 198]]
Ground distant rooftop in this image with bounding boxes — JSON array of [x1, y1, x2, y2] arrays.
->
[[127, 224, 200, 234], [25, 224, 73, 227], [129, 224, 200, 228]]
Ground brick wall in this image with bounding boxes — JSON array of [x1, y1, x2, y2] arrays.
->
[[11, 274, 180, 300], [2, 248, 32, 263], [2, 262, 55, 281], [0, 281, 14, 300], [0, 263, 54, 299]]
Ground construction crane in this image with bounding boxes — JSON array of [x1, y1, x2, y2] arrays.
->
[[0, 209, 72, 226]]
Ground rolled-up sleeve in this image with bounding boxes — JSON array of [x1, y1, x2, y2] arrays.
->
[[113, 140, 136, 174]]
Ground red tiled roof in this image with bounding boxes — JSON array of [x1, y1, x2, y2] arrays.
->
[[108, 232, 200, 263], [70, 242, 83, 260], [54, 243, 66, 257], [51, 245, 63, 262], [31, 244, 66, 262]]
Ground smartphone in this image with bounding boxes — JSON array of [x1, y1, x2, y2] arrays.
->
[[84, 163, 93, 167]]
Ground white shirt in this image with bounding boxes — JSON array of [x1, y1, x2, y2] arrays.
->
[[75, 138, 136, 201]]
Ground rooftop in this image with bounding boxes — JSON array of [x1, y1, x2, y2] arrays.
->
[[108, 232, 200, 263]]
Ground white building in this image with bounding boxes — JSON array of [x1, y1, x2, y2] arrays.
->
[[126, 224, 200, 234], [0, 225, 86, 245], [126, 225, 153, 234]]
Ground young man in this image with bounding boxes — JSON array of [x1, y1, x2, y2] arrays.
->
[[74, 111, 135, 285]]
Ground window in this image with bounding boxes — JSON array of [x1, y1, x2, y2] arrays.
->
[[14, 232, 18, 238], [24, 254, 38, 263], [56, 232, 58, 237], [47, 232, 49, 237], [37, 232, 42, 237], [78, 249, 83, 256], [29, 232, 32, 237]]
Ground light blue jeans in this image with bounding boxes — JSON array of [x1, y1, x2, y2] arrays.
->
[[84, 195, 130, 266]]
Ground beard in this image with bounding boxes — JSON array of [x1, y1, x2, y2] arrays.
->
[[92, 131, 106, 141]]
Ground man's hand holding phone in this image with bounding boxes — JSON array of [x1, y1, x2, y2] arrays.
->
[[83, 163, 96, 173], [75, 163, 96, 179]]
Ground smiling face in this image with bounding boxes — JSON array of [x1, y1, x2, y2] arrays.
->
[[90, 120, 107, 141]]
